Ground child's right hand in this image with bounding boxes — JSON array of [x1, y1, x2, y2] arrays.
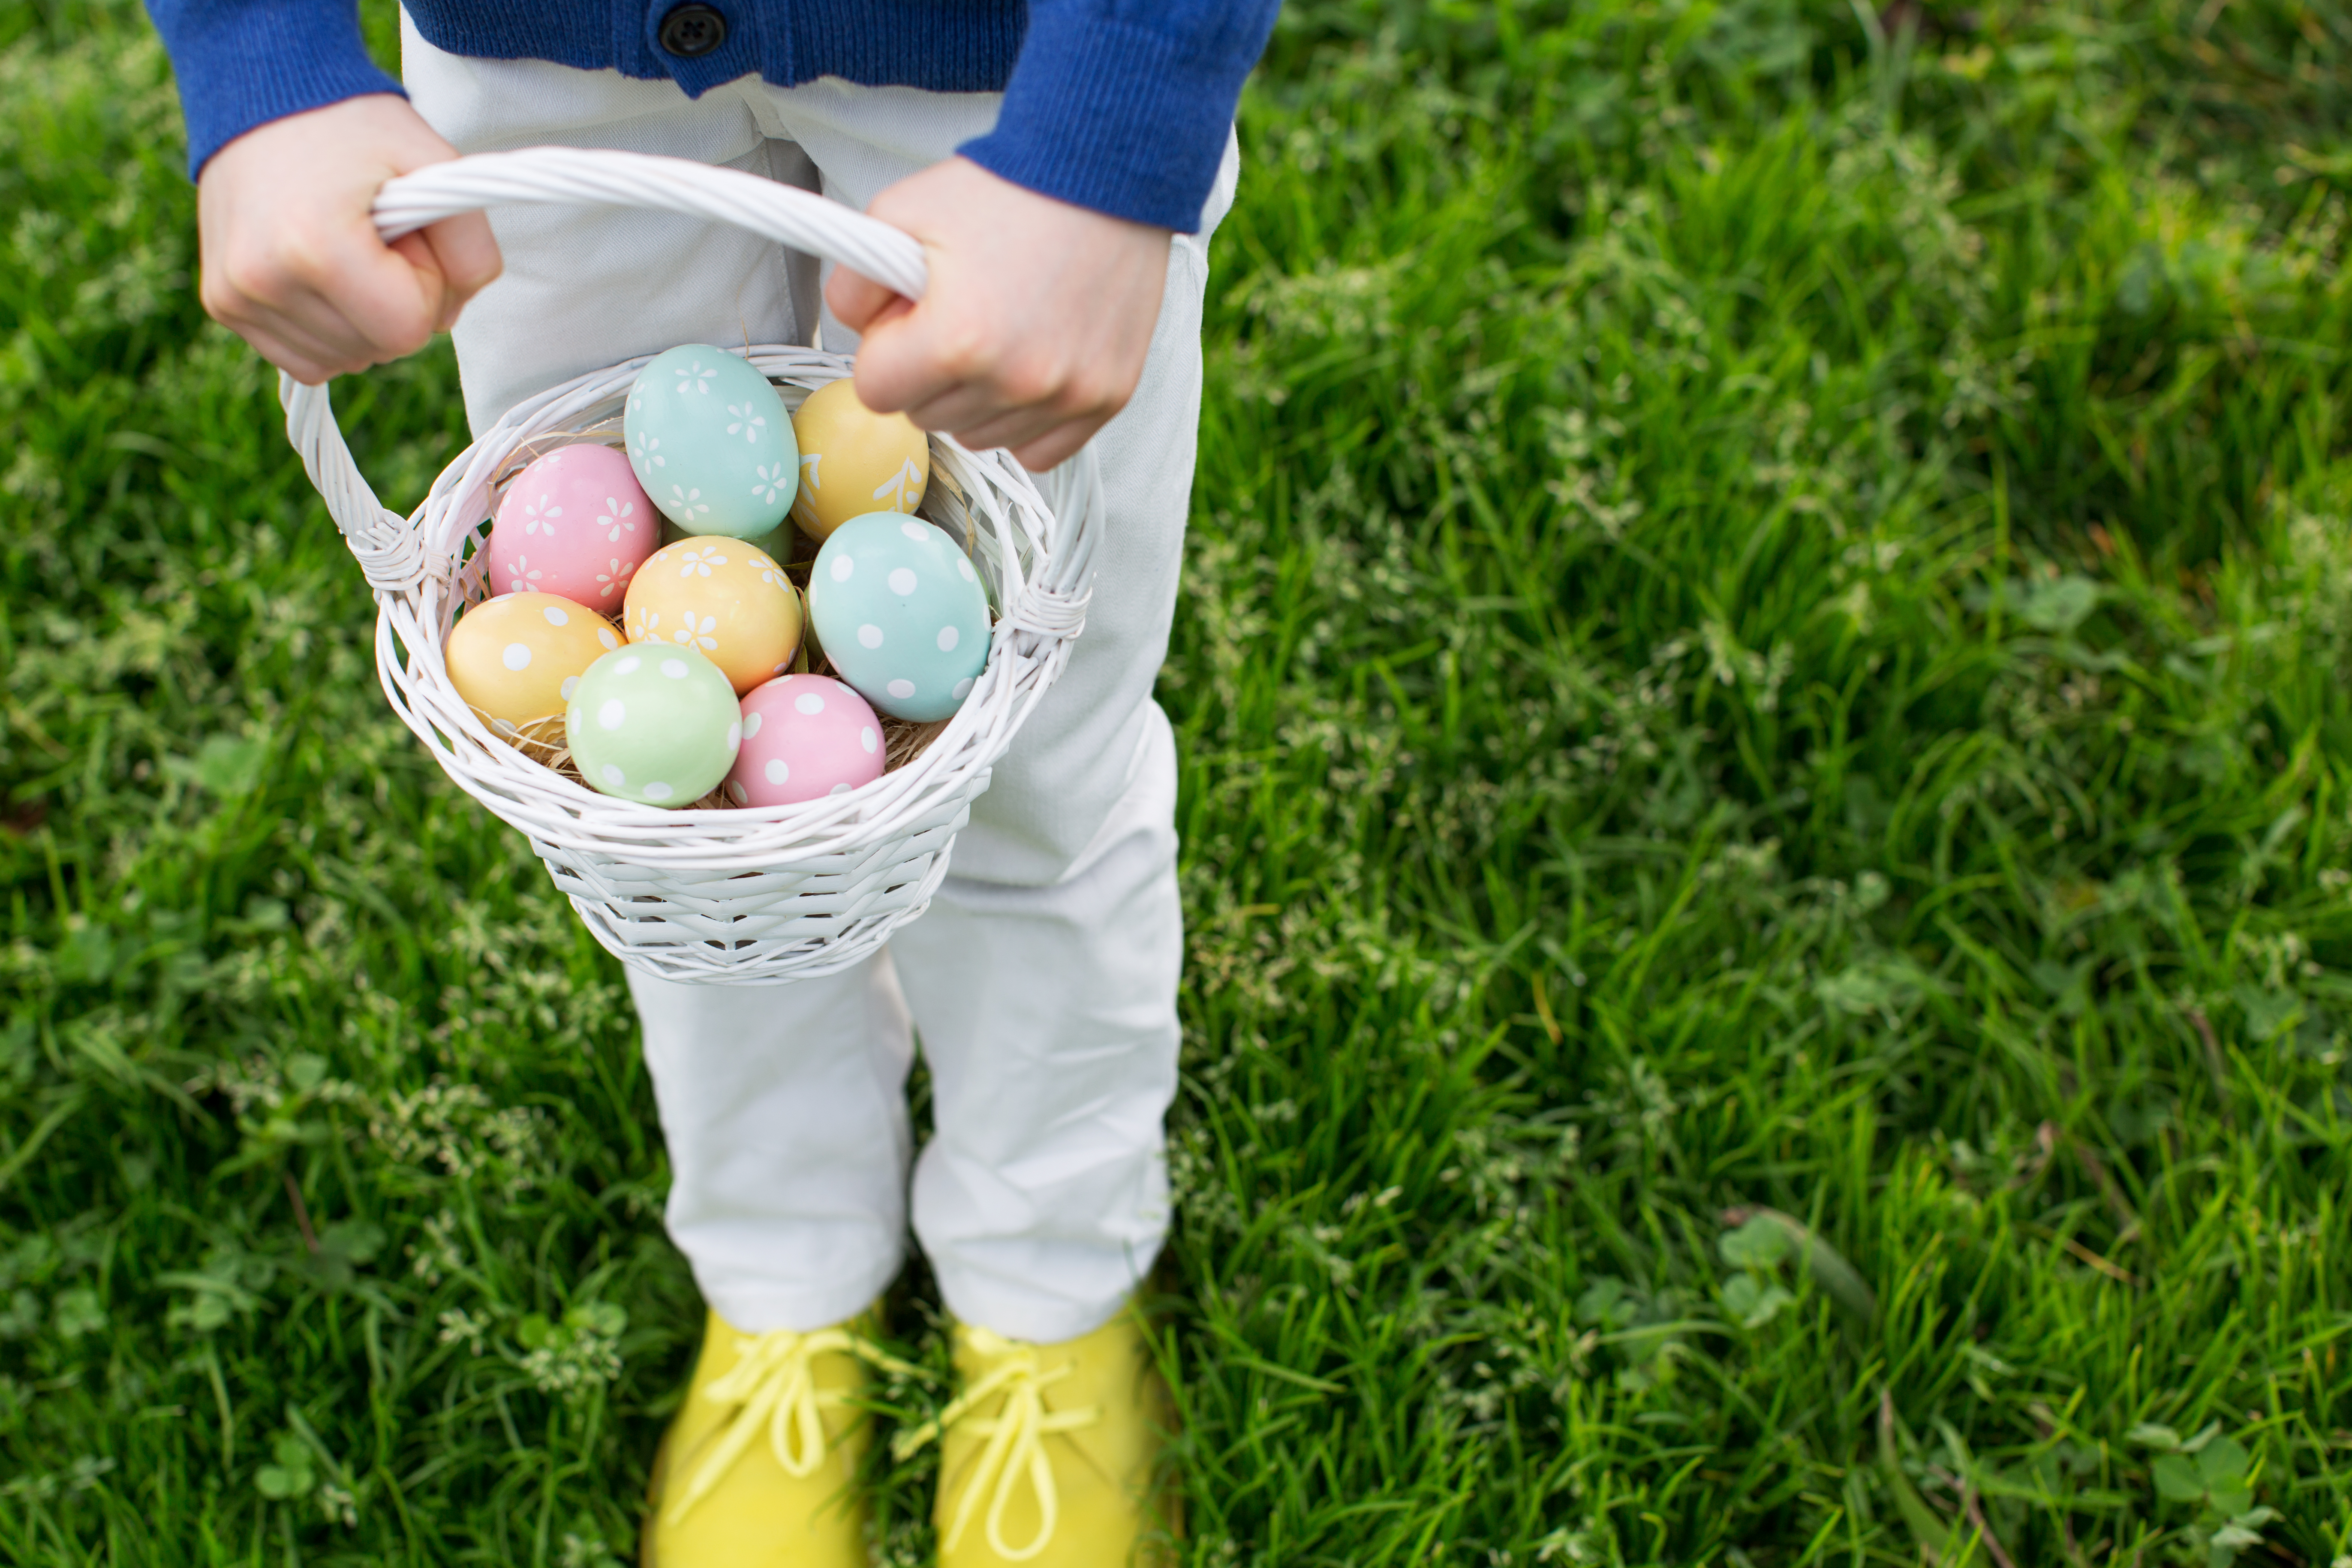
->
[[195, 94, 502, 386]]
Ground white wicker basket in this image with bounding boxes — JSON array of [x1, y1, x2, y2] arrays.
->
[[278, 146, 1099, 984]]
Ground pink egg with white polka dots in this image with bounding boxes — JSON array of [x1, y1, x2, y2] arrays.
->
[[725, 674, 886, 807], [485, 443, 656, 609]]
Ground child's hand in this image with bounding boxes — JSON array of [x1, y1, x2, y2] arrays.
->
[[827, 157, 1173, 472], [196, 95, 502, 385]]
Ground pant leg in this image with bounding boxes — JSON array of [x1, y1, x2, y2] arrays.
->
[[890, 707, 1184, 1342], [751, 81, 1240, 1340], [628, 956, 917, 1331]]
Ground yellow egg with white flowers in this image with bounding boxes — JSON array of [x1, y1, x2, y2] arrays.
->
[[790, 377, 929, 540], [623, 538, 803, 695]]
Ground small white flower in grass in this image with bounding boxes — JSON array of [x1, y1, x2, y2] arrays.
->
[[750, 464, 789, 506], [674, 359, 716, 395], [668, 485, 711, 522], [597, 497, 636, 542], [726, 402, 768, 443], [675, 545, 725, 577], [631, 429, 664, 469]]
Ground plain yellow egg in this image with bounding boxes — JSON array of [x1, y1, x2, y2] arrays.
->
[[623, 538, 803, 695], [446, 591, 621, 732], [790, 377, 929, 539]]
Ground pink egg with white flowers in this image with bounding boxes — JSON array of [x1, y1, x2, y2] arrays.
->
[[485, 444, 655, 609], [725, 674, 886, 807]]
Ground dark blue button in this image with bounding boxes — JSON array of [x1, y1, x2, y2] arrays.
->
[[659, 4, 726, 57]]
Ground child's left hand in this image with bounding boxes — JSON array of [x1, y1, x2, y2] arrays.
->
[[825, 157, 1173, 473]]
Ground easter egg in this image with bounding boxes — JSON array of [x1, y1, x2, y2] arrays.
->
[[484, 443, 655, 608], [445, 591, 621, 734], [806, 514, 989, 722], [789, 377, 929, 541], [624, 345, 798, 539], [564, 644, 741, 806], [725, 675, 886, 807], [623, 538, 803, 695]]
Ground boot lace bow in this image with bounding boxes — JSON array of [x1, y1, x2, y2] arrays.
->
[[666, 1325, 904, 1526], [893, 1327, 1102, 1562]]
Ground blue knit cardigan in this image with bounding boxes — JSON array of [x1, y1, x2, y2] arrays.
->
[[143, 0, 1280, 232]]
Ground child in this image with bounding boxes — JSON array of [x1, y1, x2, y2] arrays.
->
[[143, 2, 1281, 1563]]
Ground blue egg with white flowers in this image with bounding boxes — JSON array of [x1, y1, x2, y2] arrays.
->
[[624, 345, 798, 539], [808, 513, 989, 721]]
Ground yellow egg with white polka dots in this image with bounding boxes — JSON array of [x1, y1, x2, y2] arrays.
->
[[623, 538, 803, 695], [445, 591, 621, 733], [789, 377, 929, 540]]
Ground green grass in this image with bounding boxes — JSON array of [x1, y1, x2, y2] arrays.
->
[[7, 0, 2352, 1562]]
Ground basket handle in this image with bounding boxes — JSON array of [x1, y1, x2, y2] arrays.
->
[[283, 146, 935, 593]]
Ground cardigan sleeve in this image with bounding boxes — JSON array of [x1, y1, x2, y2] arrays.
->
[[954, 0, 1279, 234], [143, 0, 405, 178]]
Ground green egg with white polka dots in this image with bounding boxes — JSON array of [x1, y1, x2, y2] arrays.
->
[[564, 644, 742, 807]]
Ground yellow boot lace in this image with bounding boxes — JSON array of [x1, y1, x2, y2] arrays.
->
[[893, 1328, 1103, 1563], [665, 1325, 909, 1526]]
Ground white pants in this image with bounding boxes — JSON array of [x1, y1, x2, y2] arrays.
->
[[404, 20, 1235, 1342]]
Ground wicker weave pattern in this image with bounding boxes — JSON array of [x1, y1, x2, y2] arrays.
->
[[279, 150, 1099, 983]]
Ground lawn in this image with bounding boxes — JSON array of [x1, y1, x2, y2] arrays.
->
[[6, 0, 2352, 1562]]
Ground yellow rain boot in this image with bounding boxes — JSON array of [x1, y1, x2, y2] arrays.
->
[[642, 1308, 897, 1568], [896, 1306, 1179, 1568]]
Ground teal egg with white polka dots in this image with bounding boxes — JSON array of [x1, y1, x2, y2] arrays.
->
[[624, 345, 799, 539], [564, 644, 742, 806], [807, 513, 990, 722]]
